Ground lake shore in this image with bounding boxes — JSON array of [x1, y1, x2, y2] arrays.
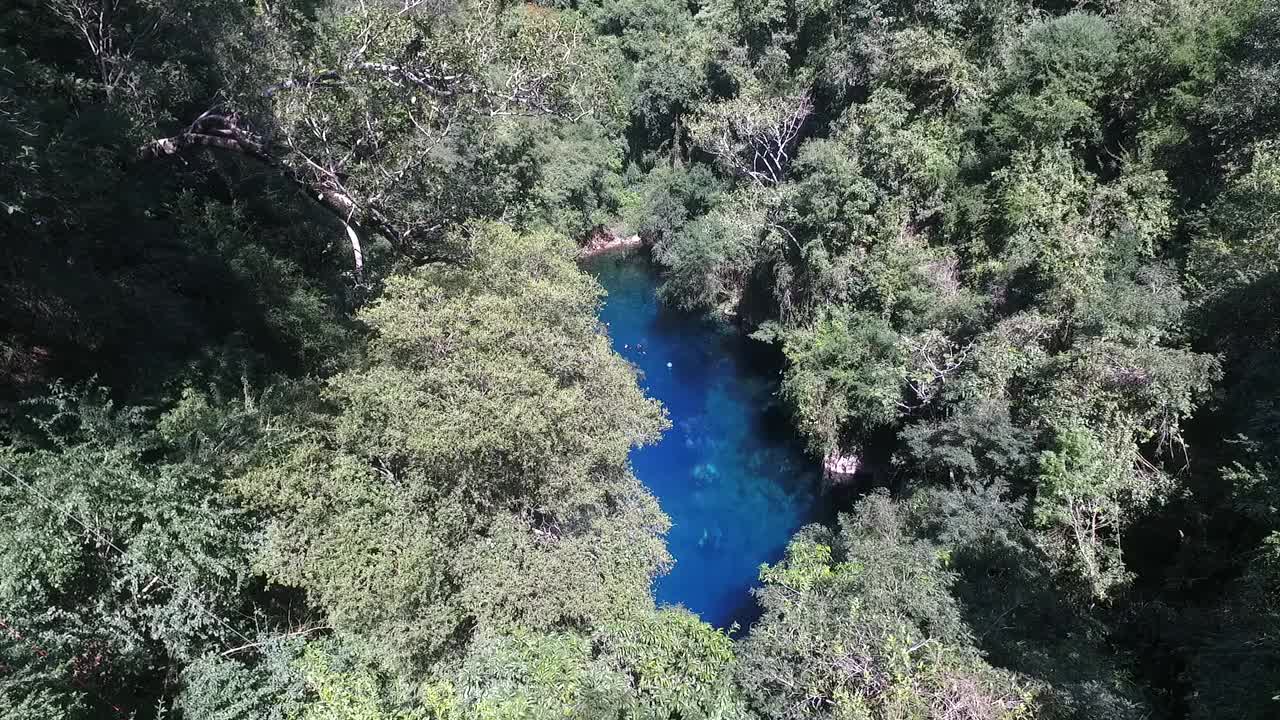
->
[[579, 226, 645, 258]]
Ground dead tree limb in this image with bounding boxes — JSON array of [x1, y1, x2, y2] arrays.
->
[[139, 111, 391, 276]]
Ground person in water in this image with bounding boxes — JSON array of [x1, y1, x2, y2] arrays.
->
[[698, 526, 723, 550]]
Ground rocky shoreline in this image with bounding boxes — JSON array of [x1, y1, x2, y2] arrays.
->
[[579, 226, 644, 258], [822, 448, 860, 485]]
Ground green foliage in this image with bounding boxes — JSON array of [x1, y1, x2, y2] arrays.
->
[[293, 642, 426, 720], [1184, 531, 1280, 719], [771, 309, 906, 454], [1188, 139, 1280, 309], [1199, 0, 1280, 152], [908, 485, 1151, 718], [258, 0, 622, 260], [7, 0, 1280, 716], [448, 630, 625, 719], [580, 0, 719, 143], [0, 386, 259, 718], [178, 640, 310, 720], [652, 188, 772, 314], [0, 0, 353, 396], [620, 163, 727, 247], [510, 120, 628, 239], [988, 145, 1102, 306], [900, 400, 1037, 486], [597, 609, 750, 719], [739, 491, 1039, 720], [234, 223, 669, 672], [1114, 0, 1258, 164], [989, 13, 1119, 148], [1033, 424, 1137, 598]]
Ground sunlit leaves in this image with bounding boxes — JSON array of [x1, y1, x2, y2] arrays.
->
[[235, 223, 669, 672], [740, 492, 1038, 720]]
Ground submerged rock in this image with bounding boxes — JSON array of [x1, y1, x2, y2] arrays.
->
[[692, 462, 720, 485]]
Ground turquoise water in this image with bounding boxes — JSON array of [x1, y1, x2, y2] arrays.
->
[[586, 252, 823, 629]]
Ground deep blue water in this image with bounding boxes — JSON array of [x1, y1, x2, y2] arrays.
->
[[585, 251, 823, 630]]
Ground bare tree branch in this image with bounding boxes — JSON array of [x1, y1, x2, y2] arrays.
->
[[690, 92, 813, 186], [138, 3, 603, 273]]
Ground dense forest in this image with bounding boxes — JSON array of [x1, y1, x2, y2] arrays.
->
[[2, 0, 1279, 717]]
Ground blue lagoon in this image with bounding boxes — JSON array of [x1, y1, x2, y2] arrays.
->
[[586, 251, 824, 629]]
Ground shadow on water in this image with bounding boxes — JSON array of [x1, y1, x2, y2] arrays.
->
[[584, 250, 833, 631]]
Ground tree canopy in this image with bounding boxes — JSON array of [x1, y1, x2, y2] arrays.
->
[[4, 0, 1280, 718]]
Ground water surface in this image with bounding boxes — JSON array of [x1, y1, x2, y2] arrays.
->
[[586, 252, 823, 629]]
